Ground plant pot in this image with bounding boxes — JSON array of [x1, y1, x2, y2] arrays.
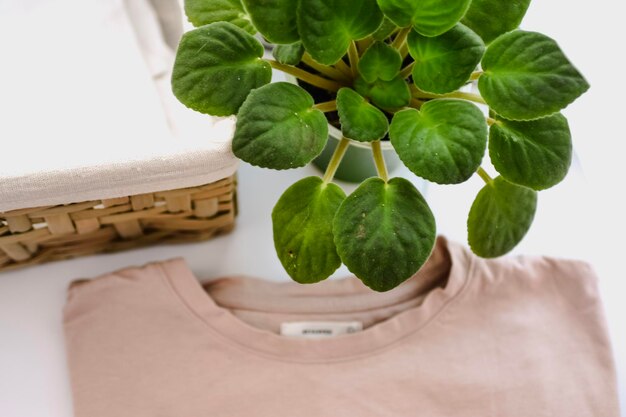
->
[[313, 126, 402, 183]]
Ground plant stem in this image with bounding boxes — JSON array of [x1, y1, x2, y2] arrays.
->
[[470, 71, 483, 81], [334, 58, 352, 78], [302, 53, 351, 83], [399, 41, 410, 60], [391, 27, 411, 50], [348, 41, 360, 77], [357, 37, 374, 54], [410, 98, 423, 109], [400, 62, 415, 79], [371, 140, 389, 183], [323, 137, 350, 184], [410, 84, 487, 104], [268, 60, 344, 92], [487, 117, 497, 126], [313, 100, 337, 113], [388, 28, 401, 39], [443, 91, 487, 104], [477, 167, 493, 184]]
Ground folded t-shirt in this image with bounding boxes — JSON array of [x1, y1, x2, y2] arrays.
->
[[63, 237, 620, 416]]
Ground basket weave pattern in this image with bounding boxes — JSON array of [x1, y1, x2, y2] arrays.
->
[[0, 176, 236, 272]]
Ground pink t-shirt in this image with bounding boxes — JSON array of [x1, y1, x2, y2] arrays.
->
[[63, 238, 620, 416]]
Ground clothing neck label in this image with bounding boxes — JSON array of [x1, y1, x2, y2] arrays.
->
[[280, 321, 363, 339]]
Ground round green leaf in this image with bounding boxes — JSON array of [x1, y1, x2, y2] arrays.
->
[[479, 31, 590, 121], [489, 113, 572, 190], [354, 75, 410, 110], [372, 17, 398, 41], [273, 42, 305, 65], [408, 24, 485, 94], [468, 176, 537, 258], [232, 82, 329, 169], [462, 0, 531, 44], [297, 0, 383, 65], [333, 177, 436, 292], [172, 22, 271, 116], [337, 88, 389, 142], [389, 100, 487, 184], [241, 0, 299, 44], [376, 0, 472, 37], [184, 0, 255, 33], [273, 177, 346, 284], [358, 42, 403, 83]]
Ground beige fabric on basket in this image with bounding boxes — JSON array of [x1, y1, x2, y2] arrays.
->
[[63, 237, 620, 417], [0, 0, 237, 213]]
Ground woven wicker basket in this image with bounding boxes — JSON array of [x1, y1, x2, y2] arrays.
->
[[0, 176, 236, 272]]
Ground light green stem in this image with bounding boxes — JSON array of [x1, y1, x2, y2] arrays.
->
[[323, 137, 351, 184], [450, 91, 487, 104], [487, 117, 497, 126], [356, 36, 374, 55], [470, 71, 483, 81], [302, 53, 351, 83], [477, 167, 493, 184], [400, 62, 415, 79], [391, 27, 411, 50], [357, 37, 374, 54], [268, 60, 343, 91], [410, 98, 424, 109], [313, 100, 337, 113], [348, 41, 360, 77], [410, 84, 487, 104], [334, 58, 352, 78], [399, 41, 410, 60], [371, 140, 388, 183]]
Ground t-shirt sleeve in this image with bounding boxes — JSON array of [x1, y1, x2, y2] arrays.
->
[[537, 257, 620, 415], [62, 261, 182, 414], [542, 257, 601, 310]]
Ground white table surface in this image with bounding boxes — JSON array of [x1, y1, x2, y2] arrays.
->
[[1, 0, 625, 415], [0, 160, 624, 416]]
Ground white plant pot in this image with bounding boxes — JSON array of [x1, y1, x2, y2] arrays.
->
[[313, 124, 403, 183]]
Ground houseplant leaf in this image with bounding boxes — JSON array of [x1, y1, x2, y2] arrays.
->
[[479, 31, 590, 120], [184, 0, 255, 33], [354, 75, 410, 110], [358, 42, 402, 83], [389, 100, 487, 184], [372, 17, 398, 41], [241, 0, 299, 44], [489, 113, 572, 190], [467, 176, 537, 258], [462, 0, 531, 44], [376, 0, 472, 37], [408, 24, 485, 94], [337, 88, 389, 142], [334, 177, 436, 292], [297, 0, 383, 65], [232, 82, 328, 169], [273, 177, 346, 283], [273, 42, 305, 65], [171, 22, 271, 116]]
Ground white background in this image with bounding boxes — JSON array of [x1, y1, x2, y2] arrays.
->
[[1, 0, 625, 415]]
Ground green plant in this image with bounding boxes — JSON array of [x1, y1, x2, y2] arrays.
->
[[172, 0, 588, 291]]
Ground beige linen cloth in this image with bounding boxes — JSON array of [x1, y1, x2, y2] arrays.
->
[[0, 0, 237, 213]]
